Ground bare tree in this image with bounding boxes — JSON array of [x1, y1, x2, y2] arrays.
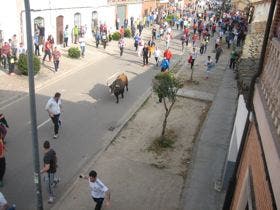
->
[[153, 71, 183, 140]]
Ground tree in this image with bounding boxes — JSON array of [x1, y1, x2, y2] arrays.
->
[[152, 71, 183, 141]]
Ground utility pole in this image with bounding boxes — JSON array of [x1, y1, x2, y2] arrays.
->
[[23, 0, 44, 209]]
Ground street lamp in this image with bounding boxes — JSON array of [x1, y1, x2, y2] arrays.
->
[[23, 0, 44, 209]]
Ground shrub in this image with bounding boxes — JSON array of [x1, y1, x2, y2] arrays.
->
[[111, 32, 121, 41], [165, 14, 178, 23], [124, 28, 131, 38], [68, 47, 80, 58], [17, 54, 41, 75]]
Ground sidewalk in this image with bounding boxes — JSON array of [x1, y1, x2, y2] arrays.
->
[[179, 43, 238, 209]]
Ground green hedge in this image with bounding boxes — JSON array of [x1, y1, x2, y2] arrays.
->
[[68, 47, 81, 58], [111, 32, 121, 41], [165, 14, 178, 23], [124, 28, 131, 38], [17, 54, 41, 75]]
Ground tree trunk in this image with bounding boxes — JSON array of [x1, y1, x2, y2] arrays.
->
[[161, 114, 168, 137], [161, 98, 176, 141]]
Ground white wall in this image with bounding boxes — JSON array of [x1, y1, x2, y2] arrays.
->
[[2, 0, 139, 44], [253, 2, 270, 23], [127, 3, 142, 21], [0, 0, 18, 41], [227, 95, 248, 162]]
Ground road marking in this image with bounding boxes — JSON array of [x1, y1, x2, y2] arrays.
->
[[37, 118, 51, 129]]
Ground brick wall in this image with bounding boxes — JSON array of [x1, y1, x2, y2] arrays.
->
[[271, 0, 280, 37], [231, 123, 274, 209]]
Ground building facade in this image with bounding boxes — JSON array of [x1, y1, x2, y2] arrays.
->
[[223, 0, 280, 209], [0, 0, 148, 45]]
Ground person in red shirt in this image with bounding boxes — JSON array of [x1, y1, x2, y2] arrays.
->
[[119, 26, 125, 38], [52, 46, 61, 71], [184, 27, 189, 36], [163, 48, 173, 62], [192, 33, 199, 47], [1, 42, 11, 69], [42, 40, 52, 63]]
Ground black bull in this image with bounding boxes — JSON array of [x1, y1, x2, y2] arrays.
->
[[109, 76, 128, 103]]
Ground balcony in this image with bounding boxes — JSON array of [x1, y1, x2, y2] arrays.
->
[[260, 38, 280, 136]]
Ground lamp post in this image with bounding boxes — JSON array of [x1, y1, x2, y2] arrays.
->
[[23, 0, 44, 209]]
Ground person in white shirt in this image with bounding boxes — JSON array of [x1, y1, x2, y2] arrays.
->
[[45, 92, 62, 139], [0, 192, 15, 210], [80, 170, 110, 210], [154, 46, 161, 66], [79, 36, 86, 57], [190, 47, 198, 69], [17, 42, 26, 55]]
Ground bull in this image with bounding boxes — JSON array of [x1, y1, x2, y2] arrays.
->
[[109, 73, 128, 103]]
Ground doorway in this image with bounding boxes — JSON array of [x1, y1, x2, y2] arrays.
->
[[56, 15, 64, 44]]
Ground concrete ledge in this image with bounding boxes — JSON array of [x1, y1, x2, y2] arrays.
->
[[177, 88, 215, 101]]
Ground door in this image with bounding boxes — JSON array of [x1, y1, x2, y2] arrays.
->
[[117, 5, 126, 27], [56, 16, 64, 44]]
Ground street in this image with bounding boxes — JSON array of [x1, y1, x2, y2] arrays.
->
[[0, 30, 183, 209]]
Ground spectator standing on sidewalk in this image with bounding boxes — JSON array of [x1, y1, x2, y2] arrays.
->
[[63, 25, 69, 47], [80, 170, 110, 210], [73, 25, 79, 44], [1, 42, 11, 70], [40, 141, 59, 204], [11, 35, 18, 58], [215, 45, 223, 63], [34, 31, 40, 56], [79, 35, 86, 58], [0, 132, 6, 187], [52, 46, 61, 72], [45, 92, 62, 139], [18, 42, 26, 55]]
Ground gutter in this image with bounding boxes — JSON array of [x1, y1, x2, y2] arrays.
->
[[223, 0, 277, 208]]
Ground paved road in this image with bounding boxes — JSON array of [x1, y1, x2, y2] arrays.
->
[[1, 49, 158, 209], [1, 30, 183, 209]]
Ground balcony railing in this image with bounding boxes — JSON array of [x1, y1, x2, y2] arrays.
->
[[260, 38, 280, 136]]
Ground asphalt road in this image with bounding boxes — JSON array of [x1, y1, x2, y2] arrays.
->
[[1, 46, 159, 209]]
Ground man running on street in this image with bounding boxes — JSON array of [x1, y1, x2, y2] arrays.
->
[[45, 92, 62, 139]]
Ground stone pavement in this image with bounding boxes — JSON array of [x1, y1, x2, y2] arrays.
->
[[179, 43, 238, 209]]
